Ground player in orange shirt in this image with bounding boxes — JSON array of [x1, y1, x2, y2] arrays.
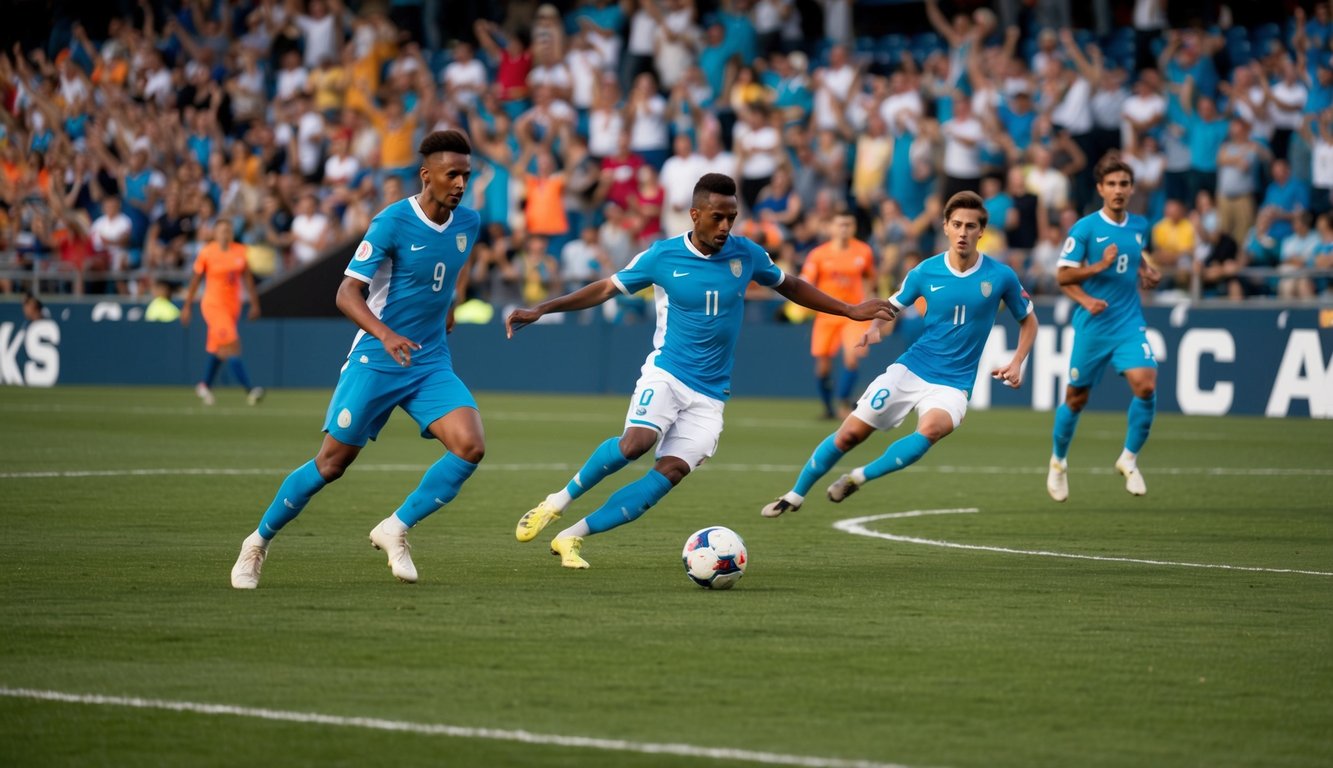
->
[[800, 212, 878, 418], [181, 219, 263, 405]]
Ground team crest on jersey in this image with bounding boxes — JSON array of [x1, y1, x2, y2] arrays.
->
[[729, 258, 742, 277], [456, 234, 468, 251], [980, 281, 992, 298], [354, 240, 372, 261]]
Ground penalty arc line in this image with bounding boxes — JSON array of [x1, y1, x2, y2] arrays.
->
[[833, 509, 1333, 578], [0, 687, 919, 768]]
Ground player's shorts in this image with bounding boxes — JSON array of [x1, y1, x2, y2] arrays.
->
[[810, 315, 871, 358], [851, 363, 969, 431], [1068, 327, 1157, 389], [623, 364, 724, 469], [322, 356, 477, 447], [201, 304, 239, 354]]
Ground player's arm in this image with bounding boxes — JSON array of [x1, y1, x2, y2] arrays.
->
[[1057, 242, 1118, 286], [243, 264, 261, 321], [991, 312, 1038, 388], [180, 271, 203, 326], [772, 275, 895, 322], [505, 277, 620, 337], [336, 275, 421, 366], [1059, 282, 1107, 315], [1138, 249, 1163, 289]]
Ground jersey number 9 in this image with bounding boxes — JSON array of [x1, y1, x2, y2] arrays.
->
[[432, 262, 447, 292]]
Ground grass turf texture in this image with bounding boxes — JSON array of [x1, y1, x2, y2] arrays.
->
[[1, 386, 1330, 768]]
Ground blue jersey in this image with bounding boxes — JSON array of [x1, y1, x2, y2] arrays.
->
[[344, 197, 481, 372], [1058, 210, 1151, 338], [613, 233, 785, 400], [889, 253, 1033, 393]]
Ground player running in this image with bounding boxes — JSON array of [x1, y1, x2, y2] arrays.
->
[[760, 191, 1037, 517], [1046, 155, 1162, 501], [229, 130, 484, 589], [505, 173, 894, 569]]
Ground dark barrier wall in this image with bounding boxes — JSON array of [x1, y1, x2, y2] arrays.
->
[[1, 302, 1331, 417]]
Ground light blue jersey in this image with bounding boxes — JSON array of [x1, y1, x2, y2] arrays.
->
[[344, 197, 482, 371], [1058, 210, 1152, 339], [888, 253, 1032, 393], [613, 233, 785, 400]]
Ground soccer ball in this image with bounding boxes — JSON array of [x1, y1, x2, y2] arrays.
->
[[682, 526, 748, 589]]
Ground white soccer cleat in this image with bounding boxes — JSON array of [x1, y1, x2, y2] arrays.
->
[[760, 497, 801, 518], [230, 532, 268, 589], [827, 474, 861, 503], [369, 519, 418, 583], [1115, 458, 1147, 496], [195, 382, 216, 406], [1046, 457, 1069, 502], [247, 387, 265, 406]]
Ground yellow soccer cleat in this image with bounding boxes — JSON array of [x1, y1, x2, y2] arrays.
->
[[550, 535, 590, 569], [515, 500, 563, 542]]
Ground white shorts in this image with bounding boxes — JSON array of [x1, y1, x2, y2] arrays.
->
[[851, 363, 969, 431], [623, 364, 725, 468]]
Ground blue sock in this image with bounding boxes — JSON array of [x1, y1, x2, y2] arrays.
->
[[792, 434, 845, 496], [862, 432, 932, 481], [1125, 393, 1156, 454], [257, 460, 328, 539], [584, 469, 673, 534], [836, 369, 858, 401], [565, 437, 631, 501], [228, 358, 254, 391], [817, 375, 833, 415], [1052, 403, 1081, 461], [202, 355, 221, 386], [393, 452, 479, 528]]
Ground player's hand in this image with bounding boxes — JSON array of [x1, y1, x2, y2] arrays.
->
[[381, 332, 421, 366], [1140, 263, 1162, 290], [1099, 243, 1118, 271], [1083, 298, 1108, 315], [180, 304, 191, 327], [248, 304, 261, 321], [505, 307, 541, 338], [849, 299, 897, 323], [856, 325, 883, 349], [991, 361, 1024, 388]]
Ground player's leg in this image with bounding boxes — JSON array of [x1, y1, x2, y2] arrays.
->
[[370, 370, 484, 582], [517, 371, 676, 542], [231, 363, 396, 589], [550, 378, 716, 568], [835, 320, 870, 417], [231, 434, 363, 589], [1048, 335, 1111, 502], [762, 365, 913, 517], [811, 317, 838, 418], [1115, 365, 1157, 496], [829, 380, 965, 502], [196, 319, 227, 406]]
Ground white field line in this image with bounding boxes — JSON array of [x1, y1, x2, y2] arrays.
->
[[2, 463, 1331, 480], [0, 687, 918, 768], [833, 509, 1333, 577]]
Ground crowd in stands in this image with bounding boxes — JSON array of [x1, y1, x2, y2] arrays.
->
[[1, 0, 1332, 313]]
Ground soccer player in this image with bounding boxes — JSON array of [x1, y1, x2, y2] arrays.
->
[[760, 191, 1037, 517], [505, 173, 894, 568], [801, 211, 877, 418], [181, 219, 264, 406], [229, 130, 484, 589], [1046, 155, 1162, 501]]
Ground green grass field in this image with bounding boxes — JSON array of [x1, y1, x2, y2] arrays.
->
[[2, 386, 1331, 768]]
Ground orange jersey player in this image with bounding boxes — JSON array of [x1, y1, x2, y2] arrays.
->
[[799, 212, 877, 418], [182, 219, 263, 406]]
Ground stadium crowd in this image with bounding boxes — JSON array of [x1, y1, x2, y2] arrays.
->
[[1, 0, 1332, 310]]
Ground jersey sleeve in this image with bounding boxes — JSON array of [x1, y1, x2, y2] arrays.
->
[[1057, 217, 1089, 270], [860, 243, 876, 279], [751, 242, 785, 288], [1002, 267, 1034, 321], [798, 248, 820, 284], [889, 263, 922, 310], [611, 246, 656, 295], [345, 212, 395, 284], [192, 246, 210, 276]]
